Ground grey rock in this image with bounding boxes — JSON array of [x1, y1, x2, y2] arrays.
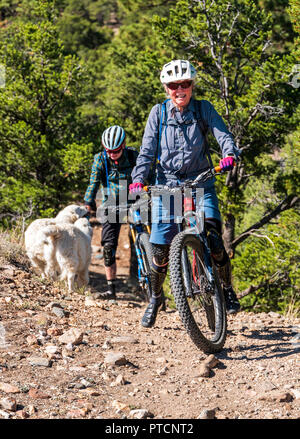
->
[[27, 356, 52, 367], [59, 328, 83, 345], [129, 409, 153, 419], [104, 352, 128, 366], [109, 336, 138, 344], [0, 397, 17, 412], [52, 306, 67, 318], [197, 409, 216, 419], [203, 354, 219, 369], [0, 409, 11, 419], [291, 389, 300, 400]]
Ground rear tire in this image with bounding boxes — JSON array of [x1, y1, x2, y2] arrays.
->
[[169, 232, 227, 353]]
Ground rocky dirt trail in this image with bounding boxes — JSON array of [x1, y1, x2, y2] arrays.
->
[[0, 223, 299, 420]]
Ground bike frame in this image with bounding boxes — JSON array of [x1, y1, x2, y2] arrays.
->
[[128, 204, 152, 290]]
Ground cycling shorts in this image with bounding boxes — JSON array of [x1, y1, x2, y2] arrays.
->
[[149, 184, 221, 245]]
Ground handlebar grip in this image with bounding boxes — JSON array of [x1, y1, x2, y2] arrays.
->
[[214, 165, 222, 173], [214, 161, 236, 174]]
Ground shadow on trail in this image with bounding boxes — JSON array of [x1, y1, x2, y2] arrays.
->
[[218, 326, 299, 362], [88, 269, 146, 305]]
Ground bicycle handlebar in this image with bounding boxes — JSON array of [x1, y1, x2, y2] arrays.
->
[[143, 164, 231, 193], [106, 197, 150, 214]]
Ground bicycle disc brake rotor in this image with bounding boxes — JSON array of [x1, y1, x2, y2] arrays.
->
[[188, 250, 216, 332], [192, 251, 214, 300]]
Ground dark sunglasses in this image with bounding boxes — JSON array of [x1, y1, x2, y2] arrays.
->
[[166, 80, 193, 90]]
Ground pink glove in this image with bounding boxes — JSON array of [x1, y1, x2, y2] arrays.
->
[[129, 182, 144, 194], [219, 156, 235, 171]]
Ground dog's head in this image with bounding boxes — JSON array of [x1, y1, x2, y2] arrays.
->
[[75, 205, 89, 218], [74, 217, 93, 238], [55, 212, 78, 224], [56, 205, 89, 222], [67, 205, 89, 218]]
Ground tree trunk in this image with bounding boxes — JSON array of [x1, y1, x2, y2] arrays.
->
[[222, 213, 235, 258]]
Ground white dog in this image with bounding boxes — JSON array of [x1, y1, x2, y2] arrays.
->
[[25, 204, 88, 279], [41, 218, 93, 292]]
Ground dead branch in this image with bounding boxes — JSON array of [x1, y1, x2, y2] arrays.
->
[[238, 271, 286, 299], [232, 194, 300, 250]]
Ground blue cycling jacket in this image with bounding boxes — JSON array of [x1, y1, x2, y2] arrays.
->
[[131, 98, 240, 188]]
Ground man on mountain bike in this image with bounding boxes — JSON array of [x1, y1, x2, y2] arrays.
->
[[84, 125, 138, 299], [130, 59, 241, 328]]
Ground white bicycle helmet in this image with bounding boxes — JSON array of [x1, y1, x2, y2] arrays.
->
[[101, 125, 126, 151], [160, 59, 197, 84]]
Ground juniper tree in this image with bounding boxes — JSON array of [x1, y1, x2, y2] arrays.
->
[[0, 0, 94, 220]]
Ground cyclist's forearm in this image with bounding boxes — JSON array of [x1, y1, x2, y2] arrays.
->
[[84, 178, 101, 206], [84, 156, 104, 205], [131, 151, 154, 184]]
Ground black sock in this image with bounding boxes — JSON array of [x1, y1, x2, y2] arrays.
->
[[107, 279, 116, 294]]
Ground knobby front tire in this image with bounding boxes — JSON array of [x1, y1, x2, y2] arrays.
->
[[169, 232, 227, 353]]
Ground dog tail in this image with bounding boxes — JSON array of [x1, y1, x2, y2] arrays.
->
[[41, 225, 62, 241], [38, 225, 61, 269]]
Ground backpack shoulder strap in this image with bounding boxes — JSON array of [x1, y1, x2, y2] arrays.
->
[[194, 99, 213, 168], [102, 150, 111, 195], [195, 99, 208, 137]]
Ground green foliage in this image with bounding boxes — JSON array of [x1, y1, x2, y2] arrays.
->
[[232, 130, 299, 315], [259, 0, 296, 53], [233, 210, 300, 315], [0, 0, 94, 218], [74, 0, 178, 147], [117, 0, 177, 23], [85, 18, 171, 148], [56, 0, 114, 55], [0, 0, 19, 20], [288, 0, 300, 37]]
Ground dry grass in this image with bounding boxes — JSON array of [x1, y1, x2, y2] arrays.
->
[[0, 227, 30, 271], [284, 292, 300, 322]]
